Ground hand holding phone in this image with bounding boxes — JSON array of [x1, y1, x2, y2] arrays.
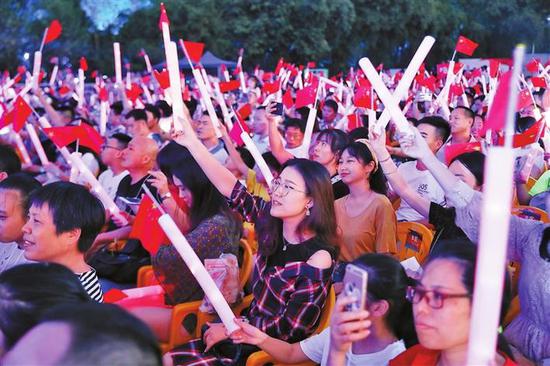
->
[[342, 264, 368, 312]]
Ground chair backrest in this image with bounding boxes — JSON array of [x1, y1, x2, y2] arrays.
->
[[511, 205, 549, 223], [239, 238, 254, 289], [136, 265, 158, 287], [396, 222, 434, 264]]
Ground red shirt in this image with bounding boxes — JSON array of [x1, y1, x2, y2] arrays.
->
[[389, 344, 517, 366]]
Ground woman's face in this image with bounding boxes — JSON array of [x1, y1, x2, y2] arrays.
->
[[413, 259, 471, 351], [269, 166, 310, 221], [449, 160, 479, 190], [338, 149, 373, 185], [310, 136, 336, 168], [172, 176, 193, 209]]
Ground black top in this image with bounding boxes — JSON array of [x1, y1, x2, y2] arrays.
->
[[267, 236, 337, 268], [331, 175, 349, 200], [428, 202, 469, 253]]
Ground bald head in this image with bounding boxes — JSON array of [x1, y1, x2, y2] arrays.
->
[[121, 137, 159, 172]]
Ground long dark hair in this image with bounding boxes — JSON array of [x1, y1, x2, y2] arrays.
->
[[450, 151, 485, 187], [256, 159, 338, 256], [341, 142, 388, 195], [425, 240, 514, 360], [353, 254, 417, 347], [0, 263, 91, 350], [315, 129, 349, 160]]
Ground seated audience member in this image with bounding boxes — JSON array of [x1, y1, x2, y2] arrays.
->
[[21, 182, 105, 302], [392, 117, 449, 222], [250, 107, 270, 153], [166, 121, 338, 365], [230, 254, 416, 365], [320, 99, 343, 130], [398, 126, 550, 363], [2, 303, 161, 366], [388, 241, 516, 366], [126, 108, 153, 139], [194, 113, 228, 164], [335, 140, 396, 264], [0, 263, 91, 353], [435, 106, 477, 162], [268, 107, 309, 160], [98, 133, 130, 199], [108, 101, 125, 133], [128, 143, 241, 342], [0, 174, 41, 272], [0, 144, 22, 180]]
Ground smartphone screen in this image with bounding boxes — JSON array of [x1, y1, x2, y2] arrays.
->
[[273, 102, 284, 116], [342, 264, 368, 312]]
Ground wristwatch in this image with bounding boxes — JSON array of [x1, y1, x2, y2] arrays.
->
[[161, 192, 172, 201]]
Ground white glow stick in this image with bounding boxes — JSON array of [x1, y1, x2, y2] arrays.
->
[[12, 132, 31, 165], [467, 45, 525, 366], [25, 124, 48, 165], [49, 65, 58, 87], [214, 82, 233, 130], [77, 68, 85, 108], [157, 213, 238, 333], [301, 82, 322, 154], [113, 43, 122, 84], [223, 68, 230, 82], [200, 67, 214, 95], [125, 69, 131, 90], [99, 101, 108, 136], [358, 58, 412, 135], [435, 60, 455, 106], [481, 74, 487, 95], [32, 51, 42, 90], [375, 36, 436, 131], [241, 132, 273, 187], [166, 42, 185, 132], [142, 83, 154, 104], [237, 51, 248, 94], [161, 21, 171, 56], [143, 53, 153, 73], [192, 68, 222, 137]]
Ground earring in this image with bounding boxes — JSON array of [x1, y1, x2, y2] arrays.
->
[[305, 206, 311, 216]]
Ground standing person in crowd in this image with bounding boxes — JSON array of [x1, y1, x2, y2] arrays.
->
[[194, 113, 228, 164], [97, 133, 130, 200], [21, 182, 105, 302], [335, 140, 396, 265], [230, 253, 416, 366], [268, 112, 309, 160], [0, 174, 41, 272], [166, 115, 338, 365], [435, 107, 477, 162], [388, 242, 516, 366], [126, 109, 154, 139], [250, 107, 270, 153], [144, 103, 163, 143], [0, 263, 92, 355]]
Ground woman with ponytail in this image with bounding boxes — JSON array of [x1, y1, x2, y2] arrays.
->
[[231, 253, 416, 366]]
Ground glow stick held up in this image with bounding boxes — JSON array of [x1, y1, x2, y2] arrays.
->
[[49, 64, 58, 87], [32, 51, 42, 90], [237, 48, 248, 94], [466, 44, 525, 366], [77, 68, 85, 108], [301, 81, 323, 154], [99, 101, 108, 136], [113, 43, 122, 84], [213, 82, 233, 130], [165, 42, 185, 132], [241, 131, 274, 187], [142, 186, 239, 334]]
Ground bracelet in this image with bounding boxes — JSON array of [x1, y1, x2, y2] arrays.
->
[[160, 192, 172, 201], [379, 155, 392, 164]]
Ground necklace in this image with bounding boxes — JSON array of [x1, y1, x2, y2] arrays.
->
[[282, 237, 289, 251]]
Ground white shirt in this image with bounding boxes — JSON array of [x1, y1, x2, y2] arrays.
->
[[0, 242, 30, 273], [251, 134, 270, 154], [300, 328, 405, 366], [98, 169, 129, 200], [286, 143, 309, 158], [394, 161, 446, 222], [209, 140, 229, 165]]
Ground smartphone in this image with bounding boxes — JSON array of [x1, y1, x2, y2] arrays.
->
[[342, 264, 368, 312], [273, 102, 284, 116]]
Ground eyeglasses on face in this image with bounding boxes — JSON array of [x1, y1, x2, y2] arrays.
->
[[100, 145, 122, 151], [406, 286, 471, 309], [269, 177, 307, 197]]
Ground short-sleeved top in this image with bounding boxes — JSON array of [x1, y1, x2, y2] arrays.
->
[[331, 174, 349, 200], [395, 161, 445, 222], [334, 194, 397, 262], [229, 182, 336, 343], [300, 327, 405, 366], [78, 267, 103, 302]]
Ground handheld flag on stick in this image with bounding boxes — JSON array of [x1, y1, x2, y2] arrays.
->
[[40, 19, 62, 51], [455, 35, 478, 57]]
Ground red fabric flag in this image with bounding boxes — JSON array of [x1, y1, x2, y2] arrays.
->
[[58, 85, 71, 96], [153, 69, 170, 90], [417, 75, 437, 92], [79, 57, 88, 71], [129, 195, 168, 256], [455, 35, 478, 56], [282, 89, 294, 109], [295, 85, 317, 109], [353, 87, 376, 109], [0, 109, 14, 129], [12, 96, 32, 132], [79, 123, 104, 154], [347, 114, 362, 131], [182, 41, 205, 63], [488, 59, 500, 78], [480, 71, 511, 135], [91, 70, 98, 79], [182, 84, 191, 101], [125, 83, 143, 103], [307, 61, 316, 69], [237, 103, 252, 120], [511, 118, 544, 148], [17, 65, 26, 75], [103, 288, 128, 303], [261, 81, 280, 96], [44, 19, 62, 45], [229, 120, 246, 146], [44, 126, 81, 148], [526, 59, 540, 73], [516, 89, 533, 111], [531, 77, 547, 88], [453, 62, 464, 74], [98, 87, 109, 102], [219, 80, 240, 93], [233, 65, 242, 76], [376, 63, 384, 72], [471, 68, 482, 78], [158, 3, 170, 30], [449, 83, 465, 98], [445, 142, 482, 165], [275, 58, 285, 75]]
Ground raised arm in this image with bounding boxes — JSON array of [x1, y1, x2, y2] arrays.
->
[[266, 103, 294, 164], [35, 88, 65, 126], [219, 123, 250, 177], [370, 129, 430, 218]]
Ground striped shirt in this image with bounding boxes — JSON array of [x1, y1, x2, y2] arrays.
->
[[78, 268, 104, 302]]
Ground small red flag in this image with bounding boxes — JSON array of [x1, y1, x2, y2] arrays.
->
[[275, 58, 284, 75], [219, 80, 240, 93], [79, 123, 104, 154], [13, 96, 32, 132], [125, 83, 143, 103], [455, 35, 478, 56], [58, 85, 71, 96], [129, 195, 168, 256], [229, 121, 246, 146], [99, 87, 109, 102], [481, 71, 511, 135], [44, 20, 62, 45], [295, 85, 317, 109], [347, 114, 362, 131], [516, 89, 532, 111], [182, 41, 205, 63], [511, 118, 544, 148], [17, 65, 26, 75], [182, 84, 191, 101], [79, 57, 88, 72], [0, 109, 14, 130], [158, 3, 170, 30], [153, 69, 170, 90], [445, 142, 482, 165], [488, 59, 500, 78], [282, 89, 294, 109], [449, 83, 465, 98], [237, 104, 252, 120], [261, 81, 280, 96], [531, 77, 547, 88], [44, 126, 81, 148], [103, 288, 128, 303], [526, 59, 540, 73], [353, 87, 376, 110]]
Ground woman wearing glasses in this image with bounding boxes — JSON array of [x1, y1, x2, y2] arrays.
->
[[388, 241, 515, 366], [166, 117, 338, 365]]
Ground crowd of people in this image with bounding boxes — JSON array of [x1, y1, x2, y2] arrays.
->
[[0, 47, 549, 366]]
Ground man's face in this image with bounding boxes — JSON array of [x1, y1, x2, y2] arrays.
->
[[144, 110, 158, 129], [417, 123, 443, 153], [251, 110, 268, 135], [285, 126, 304, 149], [0, 189, 26, 244], [100, 138, 123, 166], [21, 204, 76, 262], [126, 117, 148, 137], [449, 109, 473, 135], [194, 115, 216, 141], [121, 139, 146, 170]]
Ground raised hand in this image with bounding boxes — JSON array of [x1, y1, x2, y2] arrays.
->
[[171, 116, 200, 148], [148, 170, 170, 197], [397, 126, 432, 160], [369, 128, 389, 158], [329, 295, 371, 354]]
